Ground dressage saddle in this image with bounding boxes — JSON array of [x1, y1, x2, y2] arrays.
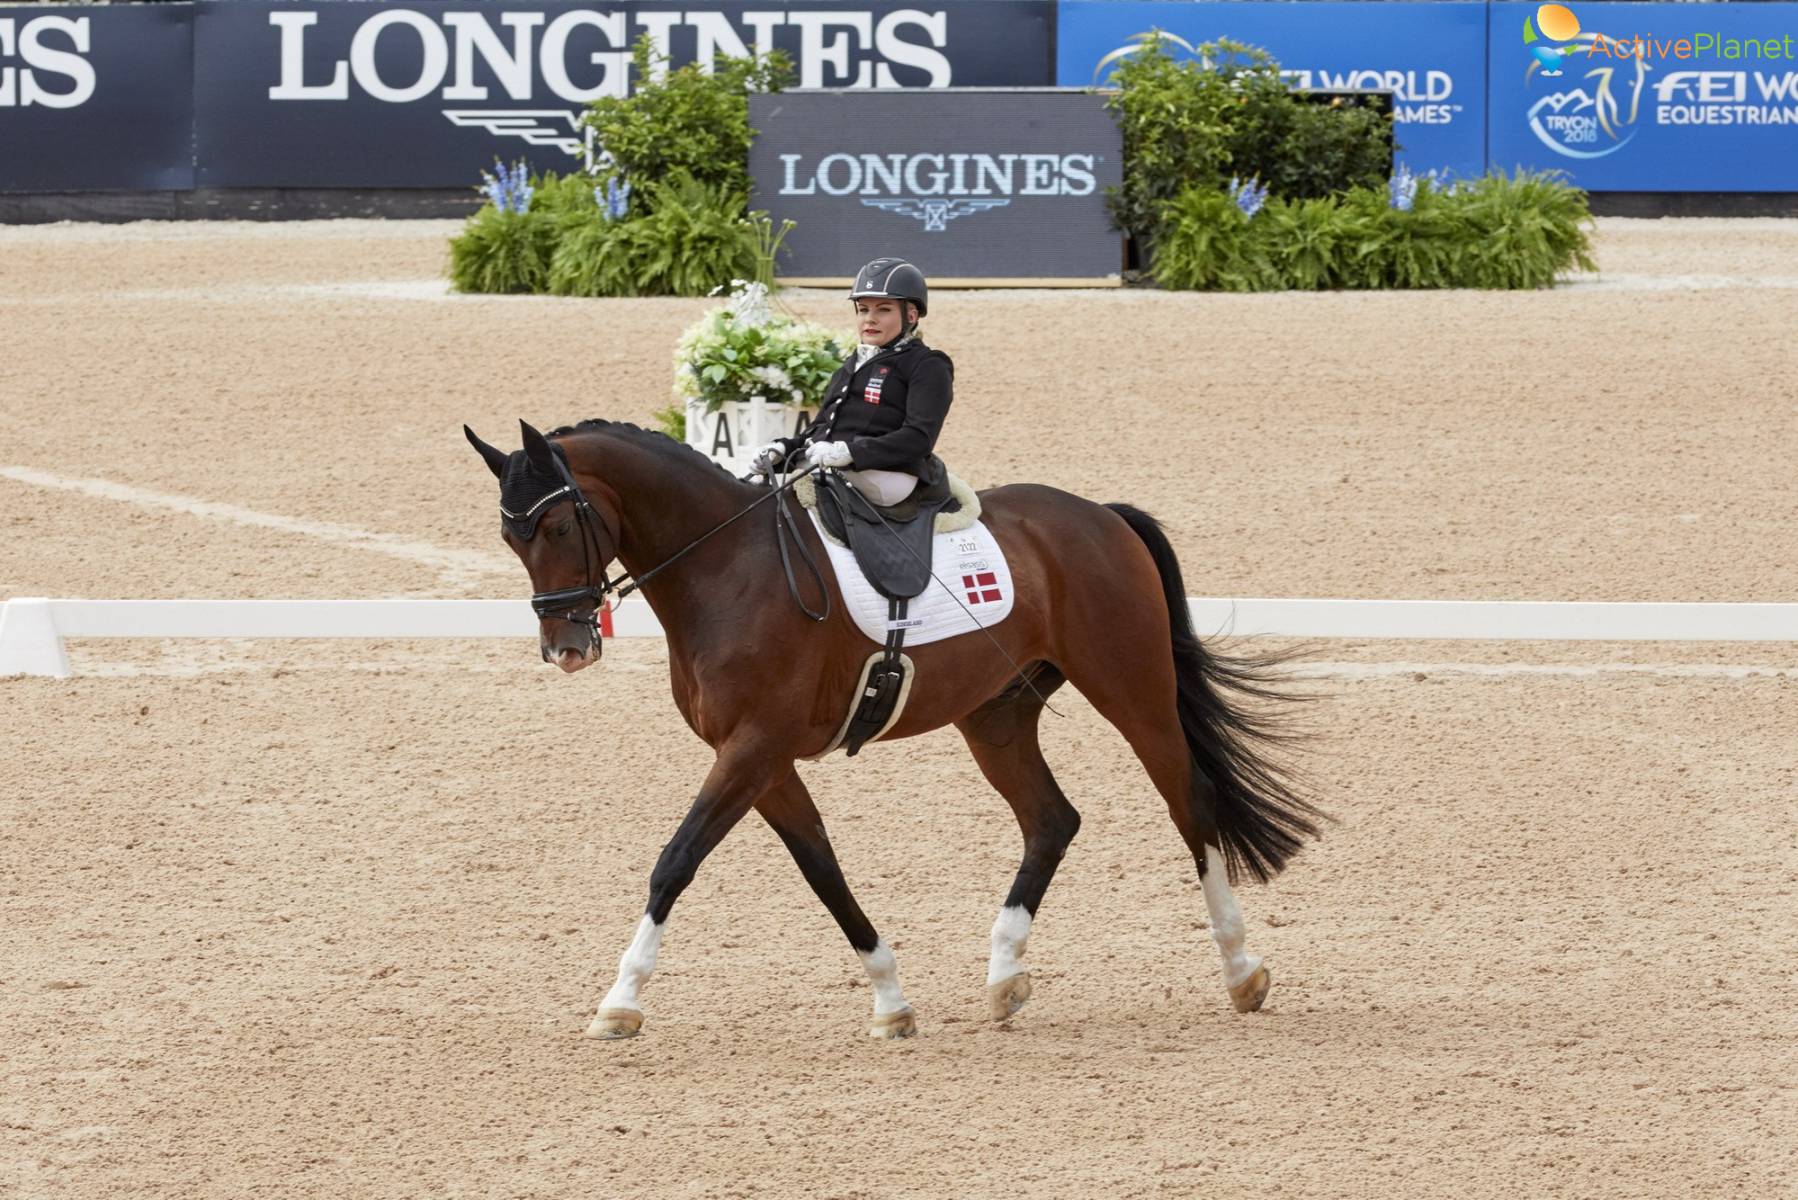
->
[[814, 455, 960, 601]]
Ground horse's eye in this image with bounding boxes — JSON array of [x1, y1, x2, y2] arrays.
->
[[554, 520, 574, 537]]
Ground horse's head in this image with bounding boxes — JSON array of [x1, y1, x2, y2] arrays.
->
[[465, 420, 620, 674]]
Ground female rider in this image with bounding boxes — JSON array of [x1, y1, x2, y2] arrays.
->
[[753, 258, 952, 506]]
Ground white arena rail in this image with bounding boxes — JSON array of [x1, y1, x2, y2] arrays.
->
[[3, 597, 1795, 678]]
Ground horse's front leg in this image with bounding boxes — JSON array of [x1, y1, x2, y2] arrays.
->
[[758, 769, 915, 1039], [585, 741, 786, 1040]]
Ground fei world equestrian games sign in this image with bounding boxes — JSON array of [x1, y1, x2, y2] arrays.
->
[[194, 0, 1055, 188], [750, 90, 1124, 283]]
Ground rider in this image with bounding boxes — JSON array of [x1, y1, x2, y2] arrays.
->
[[753, 258, 953, 506]]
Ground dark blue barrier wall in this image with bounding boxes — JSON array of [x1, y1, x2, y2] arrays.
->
[[0, 4, 194, 191], [5, 1, 1798, 199], [1057, 0, 1490, 180]]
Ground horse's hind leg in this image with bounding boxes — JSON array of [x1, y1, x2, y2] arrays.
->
[[1060, 655, 1272, 1014], [757, 769, 916, 1039], [955, 665, 1079, 1022]]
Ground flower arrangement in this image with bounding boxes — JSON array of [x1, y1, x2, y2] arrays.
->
[[672, 281, 848, 416]]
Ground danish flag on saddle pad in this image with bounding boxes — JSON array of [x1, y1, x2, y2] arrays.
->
[[963, 571, 1003, 605]]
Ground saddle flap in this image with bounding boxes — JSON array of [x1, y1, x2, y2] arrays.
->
[[819, 471, 958, 602]]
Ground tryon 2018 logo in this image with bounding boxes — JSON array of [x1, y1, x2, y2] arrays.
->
[[1521, 3, 1647, 159]]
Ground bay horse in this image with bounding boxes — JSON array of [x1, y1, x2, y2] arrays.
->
[[465, 418, 1323, 1040]]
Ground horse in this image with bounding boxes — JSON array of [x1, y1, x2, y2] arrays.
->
[[464, 418, 1323, 1040]]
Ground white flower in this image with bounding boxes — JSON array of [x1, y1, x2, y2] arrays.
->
[[790, 389, 803, 403], [750, 363, 791, 390], [726, 280, 772, 328]]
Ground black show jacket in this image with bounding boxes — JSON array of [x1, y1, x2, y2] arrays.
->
[[783, 339, 954, 478]]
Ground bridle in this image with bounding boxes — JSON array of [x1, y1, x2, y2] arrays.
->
[[507, 446, 828, 654], [503, 449, 622, 649]]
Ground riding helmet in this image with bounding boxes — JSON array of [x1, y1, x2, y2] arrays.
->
[[849, 258, 928, 318]]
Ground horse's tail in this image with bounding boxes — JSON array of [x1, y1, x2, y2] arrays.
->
[[1106, 503, 1326, 883]]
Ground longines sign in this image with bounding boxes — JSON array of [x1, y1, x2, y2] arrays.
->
[[195, 1, 1055, 188], [0, 6, 193, 192], [750, 91, 1124, 281]]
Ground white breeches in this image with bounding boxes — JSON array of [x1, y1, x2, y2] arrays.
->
[[841, 468, 918, 507]]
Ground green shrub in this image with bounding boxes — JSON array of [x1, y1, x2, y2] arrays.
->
[[548, 172, 768, 298], [448, 206, 557, 294], [1455, 170, 1598, 289], [1265, 99, 1393, 201], [529, 169, 603, 225], [1151, 169, 1595, 292], [1105, 34, 1394, 256], [1260, 196, 1348, 290], [581, 37, 792, 202], [1149, 188, 1275, 292], [1335, 179, 1469, 289]]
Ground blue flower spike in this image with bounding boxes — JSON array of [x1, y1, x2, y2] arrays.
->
[[481, 158, 532, 214], [1229, 175, 1267, 218], [1388, 164, 1418, 212]]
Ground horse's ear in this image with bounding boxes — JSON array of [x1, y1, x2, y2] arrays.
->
[[519, 420, 557, 473], [464, 425, 508, 479]]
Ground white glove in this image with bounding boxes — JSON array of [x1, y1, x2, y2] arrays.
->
[[804, 441, 854, 470], [750, 442, 787, 477]]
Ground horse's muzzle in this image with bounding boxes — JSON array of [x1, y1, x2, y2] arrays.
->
[[539, 614, 600, 673]]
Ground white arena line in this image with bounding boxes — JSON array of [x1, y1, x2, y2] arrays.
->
[[1296, 662, 1795, 681], [0, 465, 512, 588], [1559, 273, 1798, 292]]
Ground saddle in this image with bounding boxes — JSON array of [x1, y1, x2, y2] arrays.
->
[[813, 456, 960, 602], [806, 455, 960, 758]]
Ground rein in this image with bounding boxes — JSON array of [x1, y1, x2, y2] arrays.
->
[[525, 455, 829, 638]]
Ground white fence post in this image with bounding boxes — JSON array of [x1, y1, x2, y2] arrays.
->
[[0, 599, 71, 678]]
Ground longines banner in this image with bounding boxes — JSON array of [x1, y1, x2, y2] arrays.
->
[[749, 91, 1123, 281], [0, 5, 194, 192], [193, 0, 1055, 187], [1488, 1, 1798, 191], [1056, 0, 1490, 181]]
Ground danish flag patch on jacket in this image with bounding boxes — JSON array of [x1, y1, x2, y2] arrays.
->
[[863, 368, 888, 404]]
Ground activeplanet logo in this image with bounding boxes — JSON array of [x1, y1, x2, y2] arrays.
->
[[1522, 4, 1648, 159]]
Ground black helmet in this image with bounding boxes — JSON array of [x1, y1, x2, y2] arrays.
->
[[849, 258, 928, 318]]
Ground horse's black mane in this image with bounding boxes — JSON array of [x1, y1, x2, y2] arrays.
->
[[545, 418, 738, 478]]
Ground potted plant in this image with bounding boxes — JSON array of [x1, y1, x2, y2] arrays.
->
[[671, 281, 848, 470]]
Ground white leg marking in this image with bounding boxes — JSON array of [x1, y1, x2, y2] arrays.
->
[[858, 938, 911, 1016], [987, 905, 1032, 986], [599, 915, 663, 1013], [1201, 845, 1262, 989]]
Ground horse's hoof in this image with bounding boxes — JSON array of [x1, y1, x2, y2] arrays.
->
[[868, 1008, 917, 1040], [584, 1007, 643, 1039], [988, 971, 1032, 1022], [1228, 964, 1271, 1013]]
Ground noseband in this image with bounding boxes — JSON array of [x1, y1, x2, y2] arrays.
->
[[503, 451, 624, 646]]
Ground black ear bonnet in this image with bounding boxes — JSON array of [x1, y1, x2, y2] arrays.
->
[[498, 445, 576, 540]]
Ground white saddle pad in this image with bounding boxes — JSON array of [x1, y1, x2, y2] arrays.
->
[[810, 510, 1016, 646]]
